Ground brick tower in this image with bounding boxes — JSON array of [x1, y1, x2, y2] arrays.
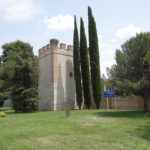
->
[[38, 39, 75, 111]]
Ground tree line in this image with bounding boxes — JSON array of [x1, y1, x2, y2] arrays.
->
[[0, 6, 149, 112], [73, 6, 101, 109], [107, 33, 150, 112]]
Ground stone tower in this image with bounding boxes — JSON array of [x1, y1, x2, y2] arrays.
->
[[38, 39, 75, 111]]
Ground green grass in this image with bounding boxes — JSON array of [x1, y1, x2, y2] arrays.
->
[[0, 110, 150, 150]]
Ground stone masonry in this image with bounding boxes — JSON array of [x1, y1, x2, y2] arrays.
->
[[38, 39, 75, 111]]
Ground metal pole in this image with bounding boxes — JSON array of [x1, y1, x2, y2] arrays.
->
[[107, 97, 109, 110], [114, 96, 117, 110]]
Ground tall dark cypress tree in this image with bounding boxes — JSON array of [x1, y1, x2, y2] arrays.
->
[[73, 16, 83, 109], [80, 18, 91, 109], [88, 6, 101, 109]]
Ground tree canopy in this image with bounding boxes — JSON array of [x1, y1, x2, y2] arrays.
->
[[73, 16, 83, 109], [80, 18, 92, 109], [88, 6, 101, 108], [108, 33, 150, 111], [0, 40, 38, 112]]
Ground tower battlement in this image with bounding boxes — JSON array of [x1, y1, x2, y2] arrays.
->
[[39, 39, 73, 58]]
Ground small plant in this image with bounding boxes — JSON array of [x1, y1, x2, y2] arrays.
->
[[65, 101, 71, 118], [0, 111, 6, 118], [65, 108, 71, 118]]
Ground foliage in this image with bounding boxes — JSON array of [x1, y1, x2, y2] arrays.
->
[[80, 18, 91, 109], [0, 60, 10, 107], [73, 16, 83, 109], [0, 111, 6, 118], [108, 33, 150, 111], [0, 92, 8, 107], [12, 87, 38, 112], [88, 6, 101, 108], [2, 40, 34, 62], [0, 41, 38, 112]]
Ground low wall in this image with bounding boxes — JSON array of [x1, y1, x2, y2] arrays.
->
[[101, 96, 144, 110]]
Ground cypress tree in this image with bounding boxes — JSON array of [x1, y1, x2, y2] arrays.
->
[[88, 6, 101, 108], [80, 18, 91, 109], [73, 16, 83, 109]]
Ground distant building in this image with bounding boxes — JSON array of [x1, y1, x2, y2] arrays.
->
[[38, 39, 75, 111]]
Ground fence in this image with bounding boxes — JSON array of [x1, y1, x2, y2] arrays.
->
[[101, 96, 144, 110]]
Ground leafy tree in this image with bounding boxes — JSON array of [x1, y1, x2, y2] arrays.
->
[[2, 41, 34, 62], [142, 51, 150, 111], [73, 16, 83, 109], [108, 33, 150, 111], [1, 41, 38, 112], [32, 56, 38, 88], [88, 6, 101, 108], [0, 57, 11, 107]]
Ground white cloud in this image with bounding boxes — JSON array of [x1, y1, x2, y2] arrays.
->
[[100, 24, 143, 75], [44, 15, 74, 31], [0, 0, 37, 22], [100, 41, 117, 75], [116, 24, 142, 40]]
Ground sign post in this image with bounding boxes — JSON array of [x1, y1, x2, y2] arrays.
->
[[106, 97, 109, 109], [104, 90, 115, 109]]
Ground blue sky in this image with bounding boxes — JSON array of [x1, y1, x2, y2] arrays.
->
[[0, 0, 150, 75]]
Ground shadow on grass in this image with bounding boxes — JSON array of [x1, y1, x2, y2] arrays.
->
[[141, 125, 150, 141], [95, 110, 150, 118], [0, 107, 39, 115], [95, 110, 150, 141], [134, 124, 150, 141]]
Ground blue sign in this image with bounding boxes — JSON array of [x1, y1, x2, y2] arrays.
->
[[104, 90, 115, 98]]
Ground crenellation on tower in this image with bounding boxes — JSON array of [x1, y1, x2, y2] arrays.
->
[[60, 43, 66, 49], [50, 39, 59, 49], [67, 45, 73, 51], [39, 39, 73, 59], [46, 44, 50, 49]]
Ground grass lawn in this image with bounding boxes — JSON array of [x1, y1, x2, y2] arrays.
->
[[0, 110, 150, 150]]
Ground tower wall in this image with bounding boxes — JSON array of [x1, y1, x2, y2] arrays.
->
[[38, 39, 75, 111], [38, 44, 54, 111]]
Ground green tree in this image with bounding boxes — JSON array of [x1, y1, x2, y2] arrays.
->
[[142, 51, 150, 111], [108, 33, 150, 111], [2, 41, 34, 62], [1, 41, 38, 112], [80, 18, 91, 109], [73, 16, 83, 109], [0, 61, 8, 107], [88, 6, 101, 108]]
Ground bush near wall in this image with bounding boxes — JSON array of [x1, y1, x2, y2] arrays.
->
[[0, 112, 6, 118]]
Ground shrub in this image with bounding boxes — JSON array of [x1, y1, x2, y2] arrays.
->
[[0, 100, 4, 107], [12, 87, 38, 112], [0, 111, 6, 118]]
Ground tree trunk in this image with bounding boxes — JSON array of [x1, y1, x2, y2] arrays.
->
[[143, 84, 150, 112]]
